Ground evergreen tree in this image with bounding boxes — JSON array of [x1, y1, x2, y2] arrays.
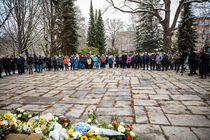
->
[[55, 0, 78, 55], [87, 0, 96, 48], [135, 0, 163, 52], [95, 10, 106, 54], [177, 3, 197, 52]]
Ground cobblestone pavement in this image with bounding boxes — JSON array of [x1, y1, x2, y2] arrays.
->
[[0, 69, 210, 140]]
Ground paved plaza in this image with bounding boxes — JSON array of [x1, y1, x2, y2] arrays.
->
[[0, 69, 210, 140]]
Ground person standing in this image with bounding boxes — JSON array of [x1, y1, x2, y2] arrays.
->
[[10, 55, 16, 74], [63, 56, 69, 70], [122, 53, 127, 69], [27, 54, 34, 74], [15, 55, 23, 75], [92, 55, 98, 69], [52, 56, 57, 71], [176, 52, 185, 74], [199, 49, 208, 79], [19, 54, 25, 73], [150, 52, 156, 70], [70, 55, 75, 70], [108, 55, 114, 68], [155, 52, 162, 71], [143, 52, 149, 70], [46, 55, 51, 71], [3, 56, 11, 76], [38, 55, 43, 73], [57, 55, 64, 71], [162, 52, 169, 71], [115, 55, 120, 68], [127, 54, 132, 68], [33, 54, 38, 72], [188, 50, 196, 76], [87, 56, 92, 69]]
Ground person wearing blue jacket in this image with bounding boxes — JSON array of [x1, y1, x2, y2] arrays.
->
[[15, 55, 24, 75], [108, 55, 114, 68], [70, 55, 75, 70]]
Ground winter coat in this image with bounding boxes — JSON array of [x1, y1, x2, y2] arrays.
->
[[122, 55, 127, 63], [87, 58, 92, 65], [63, 58, 68, 65], [92, 56, 98, 62], [70, 57, 74, 63], [150, 54, 156, 61], [143, 54, 149, 63], [162, 54, 169, 64], [27, 57, 34, 65], [156, 55, 163, 64], [127, 56, 132, 63], [57, 57, 64, 66], [52, 58, 57, 65], [108, 58, 114, 64], [15, 57, 23, 66]]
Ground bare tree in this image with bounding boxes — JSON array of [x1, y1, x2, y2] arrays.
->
[[0, 0, 42, 55], [106, 0, 206, 52], [106, 18, 124, 47]]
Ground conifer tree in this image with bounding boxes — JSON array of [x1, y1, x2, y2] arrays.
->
[[95, 10, 106, 54], [177, 3, 197, 51], [87, 0, 96, 48]]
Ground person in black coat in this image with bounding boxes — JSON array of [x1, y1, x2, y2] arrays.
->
[[199, 49, 208, 79], [27, 54, 34, 74], [131, 54, 136, 68], [115, 55, 120, 68], [46, 55, 51, 71], [19, 54, 25, 73], [150, 53, 156, 70], [188, 50, 196, 75], [162, 52, 169, 71], [10, 55, 16, 74], [143, 52, 149, 70], [15, 55, 23, 75], [33, 54, 38, 72], [135, 53, 140, 69], [176, 52, 185, 74], [122, 53, 127, 69], [3, 56, 11, 76], [0, 57, 3, 78]]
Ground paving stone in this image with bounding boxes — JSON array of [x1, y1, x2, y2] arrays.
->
[[65, 104, 86, 118], [73, 91, 88, 97], [92, 88, 106, 94], [134, 99, 158, 106], [191, 128, 210, 140], [162, 126, 198, 140], [22, 105, 49, 112], [115, 100, 131, 107], [166, 114, 210, 127], [61, 97, 100, 104], [132, 124, 166, 140], [171, 95, 202, 101], [97, 107, 133, 116], [134, 106, 148, 123], [182, 101, 207, 106], [161, 104, 190, 114], [149, 95, 170, 100], [188, 106, 210, 114], [19, 96, 60, 105]]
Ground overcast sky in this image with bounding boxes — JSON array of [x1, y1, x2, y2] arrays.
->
[[75, 0, 180, 25]]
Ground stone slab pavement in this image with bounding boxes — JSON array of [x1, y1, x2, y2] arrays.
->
[[0, 68, 210, 140]]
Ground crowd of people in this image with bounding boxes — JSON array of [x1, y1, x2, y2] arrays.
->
[[0, 50, 209, 79]]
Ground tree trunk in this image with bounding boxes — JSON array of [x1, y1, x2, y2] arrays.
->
[[50, 0, 56, 56], [163, 29, 171, 53]]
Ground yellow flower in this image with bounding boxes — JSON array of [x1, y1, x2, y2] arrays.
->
[[68, 128, 74, 135], [0, 116, 2, 119], [69, 138, 74, 140], [90, 138, 96, 140], [41, 125, 47, 130], [0, 121, 2, 125], [27, 122, 32, 126], [9, 122, 15, 126], [48, 117, 53, 121], [18, 120, 21, 123], [4, 113, 13, 119], [87, 130, 94, 137], [80, 136, 88, 140]]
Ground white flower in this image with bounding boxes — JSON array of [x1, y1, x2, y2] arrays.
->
[[95, 119, 99, 124], [23, 124, 29, 132], [55, 117, 58, 121], [28, 114, 32, 118], [130, 131, 136, 137], [108, 124, 113, 128], [20, 109, 24, 113], [87, 118, 92, 123], [17, 108, 21, 111], [120, 122, 125, 126], [18, 114, 22, 118], [23, 112, 27, 115], [35, 127, 43, 134], [2, 120, 8, 126], [72, 132, 82, 139], [63, 133, 69, 140], [118, 125, 125, 133]]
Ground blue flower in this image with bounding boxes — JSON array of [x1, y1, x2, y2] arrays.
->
[[73, 122, 90, 134]]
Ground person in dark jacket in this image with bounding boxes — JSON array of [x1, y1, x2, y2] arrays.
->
[[57, 55, 64, 71], [33, 54, 38, 72], [122, 53, 127, 69], [15, 55, 23, 75], [27, 54, 34, 74], [52, 56, 57, 71], [162, 52, 169, 71], [70, 55, 75, 70], [188, 50, 196, 75], [115, 55, 120, 68], [3, 56, 11, 76], [38, 55, 43, 73], [150, 53, 156, 70], [10, 55, 16, 74], [135, 53, 140, 69], [143, 52, 149, 70], [199, 49, 208, 79], [0, 57, 3, 78], [80, 55, 85, 70], [46, 55, 51, 71], [131, 54, 136, 68], [176, 52, 185, 74], [19, 54, 25, 73]]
